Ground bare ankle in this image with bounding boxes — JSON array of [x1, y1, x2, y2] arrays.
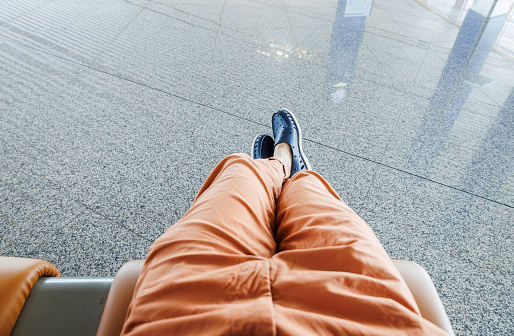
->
[[274, 143, 292, 178]]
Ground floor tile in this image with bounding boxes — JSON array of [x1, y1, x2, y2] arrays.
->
[[358, 166, 514, 335], [381, 87, 513, 206], [0, 0, 147, 65], [299, 140, 378, 211], [85, 99, 272, 240], [0, 0, 49, 26], [220, 0, 296, 45], [95, 5, 220, 105], [148, 0, 226, 21], [0, 163, 85, 257], [1, 41, 100, 204], [281, 0, 336, 14], [25, 211, 152, 276], [1, 40, 272, 238]]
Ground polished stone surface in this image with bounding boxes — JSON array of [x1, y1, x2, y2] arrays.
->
[[25, 212, 152, 277], [359, 166, 513, 335], [1, 0, 513, 334]]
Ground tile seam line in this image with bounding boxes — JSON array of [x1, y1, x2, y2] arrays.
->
[[21, 208, 87, 259], [280, 0, 298, 47], [1, 38, 266, 128], [305, 139, 513, 209], [92, 2, 148, 63], [352, 22, 439, 210], [0, 1, 47, 27], [14, 168, 155, 243], [80, 204, 156, 243], [5, 39, 512, 210], [353, 22, 434, 209], [141, 5, 327, 61]]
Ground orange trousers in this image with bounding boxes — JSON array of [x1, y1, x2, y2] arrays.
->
[[121, 154, 448, 335]]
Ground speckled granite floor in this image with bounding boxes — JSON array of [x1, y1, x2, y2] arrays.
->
[[0, 0, 513, 334]]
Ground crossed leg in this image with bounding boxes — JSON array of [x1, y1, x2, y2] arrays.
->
[[121, 154, 284, 336]]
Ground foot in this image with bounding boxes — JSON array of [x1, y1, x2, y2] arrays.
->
[[272, 109, 311, 178], [273, 143, 293, 178], [252, 134, 274, 159]]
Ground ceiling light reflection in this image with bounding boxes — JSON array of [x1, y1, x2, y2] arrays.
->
[[256, 43, 316, 60]]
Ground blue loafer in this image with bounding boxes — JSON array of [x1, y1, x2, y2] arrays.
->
[[272, 109, 311, 176], [252, 134, 275, 159]]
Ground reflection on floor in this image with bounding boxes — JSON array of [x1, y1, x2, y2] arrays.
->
[[0, 0, 512, 334]]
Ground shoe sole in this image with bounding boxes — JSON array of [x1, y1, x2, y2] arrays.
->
[[279, 108, 312, 171], [251, 134, 260, 159]]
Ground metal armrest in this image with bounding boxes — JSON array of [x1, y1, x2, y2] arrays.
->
[[11, 277, 113, 336]]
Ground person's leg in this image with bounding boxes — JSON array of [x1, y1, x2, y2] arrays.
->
[[121, 153, 285, 336], [268, 109, 447, 334], [270, 172, 448, 335]]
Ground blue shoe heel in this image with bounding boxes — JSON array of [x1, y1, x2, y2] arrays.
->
[[252, 134, 274, 159]]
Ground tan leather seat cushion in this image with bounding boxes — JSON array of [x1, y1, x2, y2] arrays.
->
[[0, 256, 60, 336], [97, 259, 454, 336]]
